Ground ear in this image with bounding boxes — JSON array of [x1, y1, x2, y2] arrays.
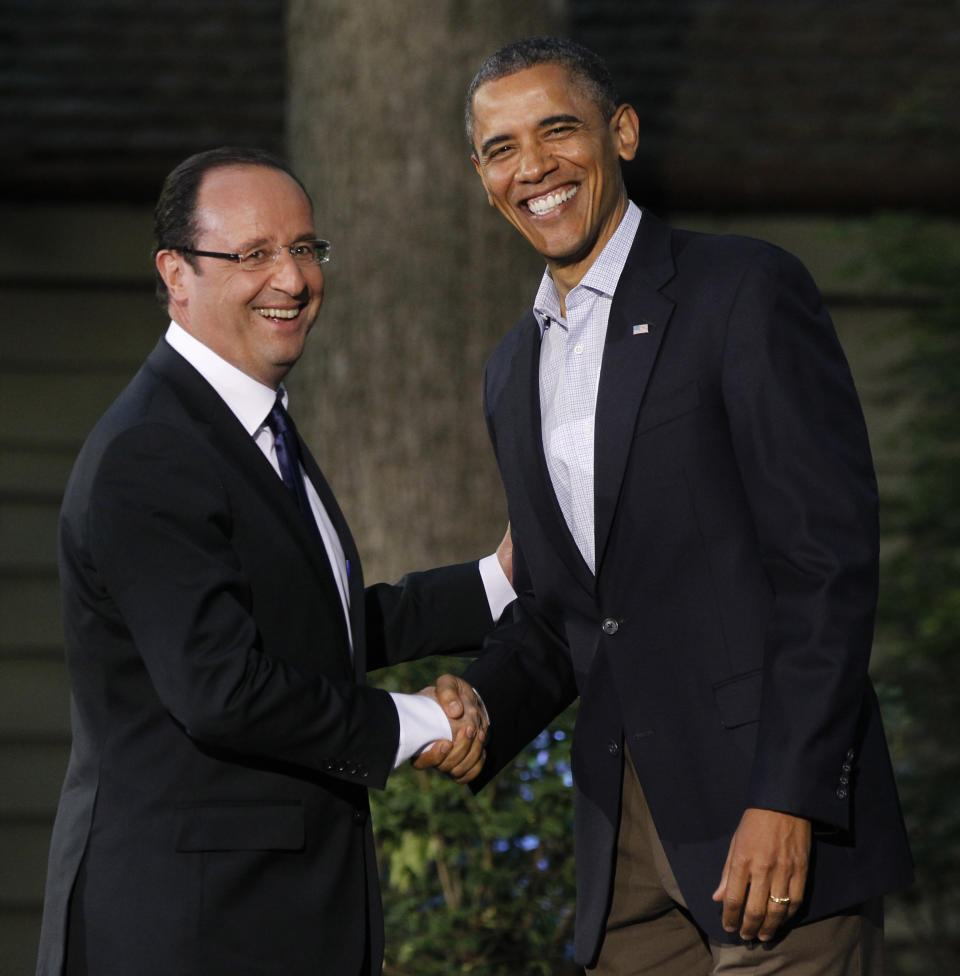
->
[[156, 249, 189, 301], [610, 103, 640, 163], [471, 154, 495, 207]]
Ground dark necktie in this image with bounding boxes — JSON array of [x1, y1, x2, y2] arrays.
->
[[266, 395, 320, 537]]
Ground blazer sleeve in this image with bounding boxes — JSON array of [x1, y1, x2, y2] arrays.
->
[[362, 561, 495, 673], [83, 421, 401, 789], [462, 538, 579, 790], [720, 245, 879, 830]]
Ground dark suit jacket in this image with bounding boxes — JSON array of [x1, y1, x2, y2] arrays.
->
[[464, 209, 913, 965], [37, 339, 493, 976]]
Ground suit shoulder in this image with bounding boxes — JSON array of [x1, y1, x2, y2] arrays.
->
[[671, 225, 813, 285], [486, 311, 535, 365], [63, 361, 222, 510], [482, 311, 536, 409]]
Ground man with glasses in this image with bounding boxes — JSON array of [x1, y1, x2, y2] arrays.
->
[[37, 146, 513, 976]]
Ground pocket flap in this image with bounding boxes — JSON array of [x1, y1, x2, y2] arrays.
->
[[713, 670, 762, 729], [635, 381, 700, 435]]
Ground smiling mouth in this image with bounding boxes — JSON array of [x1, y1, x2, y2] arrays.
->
[[526, 184, 579, 216], [256, 307, 301, 320]]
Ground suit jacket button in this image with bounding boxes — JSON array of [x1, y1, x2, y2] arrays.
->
[[836, 787, 849, 800], [352, 808, 366, 825], [608, 740, 620, 756], [601, 618, 619, 635], [839, 773, 850, 785], [845, 748, 855, 762]]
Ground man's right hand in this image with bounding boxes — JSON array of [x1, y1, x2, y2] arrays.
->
[[412, 675, 488, 783], [496, 522, 513, 587]]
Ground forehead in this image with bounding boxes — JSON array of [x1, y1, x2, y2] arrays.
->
[[471, 63, 602, 140], [195, 165, 314, 243]]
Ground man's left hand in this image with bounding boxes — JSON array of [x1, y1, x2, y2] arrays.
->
[[712, 807, 811, 942], [412, 675, 488, 783]]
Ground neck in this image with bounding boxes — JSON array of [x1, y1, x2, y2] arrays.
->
[[546, 194, 631, 315]]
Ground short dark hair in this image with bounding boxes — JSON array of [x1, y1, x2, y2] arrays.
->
[[465, 36, 620, 148], [152, 146, 310, 308]]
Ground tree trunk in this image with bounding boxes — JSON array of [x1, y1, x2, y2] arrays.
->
[[286, 1, 566, 581]]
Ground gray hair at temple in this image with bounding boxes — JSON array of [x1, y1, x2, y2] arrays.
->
[[464, 36, 621, 149]]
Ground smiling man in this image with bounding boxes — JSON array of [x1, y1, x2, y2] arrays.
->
[[440, 36, 913, 975], [36, 147, 513, 976]]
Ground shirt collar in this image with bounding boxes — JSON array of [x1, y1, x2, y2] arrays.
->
[[164, 320, 283, 435], [533, 201, 643, 336]]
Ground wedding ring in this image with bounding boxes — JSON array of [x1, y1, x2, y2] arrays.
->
[[768, 894, 791, 905]]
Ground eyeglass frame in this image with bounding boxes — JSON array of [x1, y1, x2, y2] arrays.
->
[[177, 239, 331, 270]]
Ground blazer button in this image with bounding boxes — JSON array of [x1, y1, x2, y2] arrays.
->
[[836, 787, 849, 800], [608, 740, 620, 756], [601, 618, 619, 635], [845, 748, 855, 762], [352, 808, 366, 825]]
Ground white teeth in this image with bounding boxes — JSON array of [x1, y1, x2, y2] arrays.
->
[[256, 308, 299, 319], [527, 185, 579, 216]]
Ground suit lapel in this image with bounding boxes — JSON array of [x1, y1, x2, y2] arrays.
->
[[508, 316, 596, 594], [593, 213, 677, 576], [148, 341, 352, 652]]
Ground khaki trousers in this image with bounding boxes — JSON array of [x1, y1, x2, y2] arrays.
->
[[589, 750, 884, 976]]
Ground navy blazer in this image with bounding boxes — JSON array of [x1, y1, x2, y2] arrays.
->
[[465, 209, 912, 965], [38, 339, 494, 976]]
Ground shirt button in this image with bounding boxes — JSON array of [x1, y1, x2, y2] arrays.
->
[[574, 343, 584, 355], [602, 618, 619, 635]]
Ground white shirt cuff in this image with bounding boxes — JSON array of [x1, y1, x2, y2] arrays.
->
[[390, 692, 452, 768], [479, 552, 516, 623]]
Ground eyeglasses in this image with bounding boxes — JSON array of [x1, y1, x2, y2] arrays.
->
[[178, 239, 331, 271]]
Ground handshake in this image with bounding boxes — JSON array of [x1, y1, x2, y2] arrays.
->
[[413, 674, 488, 784]]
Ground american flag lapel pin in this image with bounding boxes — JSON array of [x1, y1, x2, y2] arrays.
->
[[632, 323, 650, 335]]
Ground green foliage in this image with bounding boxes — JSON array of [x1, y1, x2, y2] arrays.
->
[[370, 657, 580, 975], [868, 215, 960, 971]]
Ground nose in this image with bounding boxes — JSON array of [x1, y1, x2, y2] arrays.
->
[[515, 141, 557, 183], [269, 248, 317, 294]]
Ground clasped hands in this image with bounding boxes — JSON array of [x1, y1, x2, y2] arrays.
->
[[413, 674, 487, 784]]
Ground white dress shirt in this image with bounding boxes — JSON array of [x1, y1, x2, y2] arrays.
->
[[164, 321, 513, 766], [534, 203, 642, 574]]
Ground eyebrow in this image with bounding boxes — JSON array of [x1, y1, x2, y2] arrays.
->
[[231, 232, 317, 252], [479, 114, 585, 159]]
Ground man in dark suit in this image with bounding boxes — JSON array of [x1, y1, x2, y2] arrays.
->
[[428, 37, 913, 974], [37, 147, 513, 976]]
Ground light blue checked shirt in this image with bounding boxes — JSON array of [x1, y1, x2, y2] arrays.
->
[[534, 202, 642, 574]]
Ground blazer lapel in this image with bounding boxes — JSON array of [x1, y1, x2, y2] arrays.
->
[[508, 316, 596, 594], [594, 213, 677, 576], [148, 341, 351, 652]]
